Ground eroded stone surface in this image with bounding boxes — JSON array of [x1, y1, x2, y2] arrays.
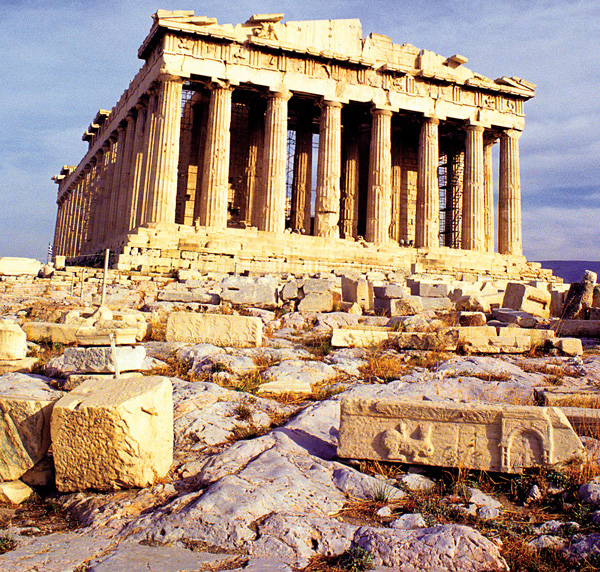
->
[[51, 376, 173, 491], [338, 397, 585, 472], [166, 312, 262, 347]]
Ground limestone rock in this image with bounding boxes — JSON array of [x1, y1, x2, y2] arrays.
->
[[503, 282, 551, 318], [0, 480, 33, 504], [51, 376, 173, 491], [374, 296, 423, 316], [561, 273, 595, 319], [389, 513, 427, 529], [63, 345, 146, 373], [338, 397, 585, 473], [221, 276, 278, 309], [341, 276, 372, 311], [458, 311, 487, 327], [259, 359, 337, 395], [0, 257, 42, 276], [354, 524, 508, 571], [166, 313, 262, 347], [0, 321, 27, 360], [157, 290, 220, 304], [297, 291, 333, 312], [492, 308, 538, 328], [0, 375, 62, 481]]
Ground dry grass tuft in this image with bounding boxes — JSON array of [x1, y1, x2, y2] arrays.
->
[[359, 352, 408, 382]]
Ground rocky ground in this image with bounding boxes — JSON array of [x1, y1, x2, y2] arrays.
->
[[1, 269, 600, 571]]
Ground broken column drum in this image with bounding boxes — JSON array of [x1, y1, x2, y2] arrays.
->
[[52, 11, 535, 277]]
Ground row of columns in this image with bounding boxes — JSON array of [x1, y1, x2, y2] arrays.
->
[[54, 74, 184, 258], [54, 72, 523, 258]]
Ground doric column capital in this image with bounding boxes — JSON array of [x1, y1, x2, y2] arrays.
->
[[423, 115, 440, 126], [156, 71, 185, 84], [371, 106, 394, 117], [321, 99, 344, 109], [502, 129, 523, 140], [465, 123, 485, 133], [207, 78, 236, 92], [267, 88, 292, 101]]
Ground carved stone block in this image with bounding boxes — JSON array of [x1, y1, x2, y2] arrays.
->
[[337, 397, 585, 473]]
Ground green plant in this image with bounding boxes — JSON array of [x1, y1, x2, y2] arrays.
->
[[338, 547, 374, 571], [370, 483, 396, 503]]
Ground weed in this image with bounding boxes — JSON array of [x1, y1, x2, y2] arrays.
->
[[370, 483, 395, 503], [360, 351, 407, 382], [234, 403, 253, 421], [311, 383, 346, 401], [338, 547, 374, 571], [232, 424, 267, 440], [0, 536, 16, 555], [305, 334, 333, 357]]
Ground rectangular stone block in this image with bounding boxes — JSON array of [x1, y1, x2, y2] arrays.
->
[[373, 285, 408, 299], [165, 312, 262, 347], [0, 322, 27, 360], [373, 296, 422, 316], [331, 327, 391, 348], [503, 282, 551, 318], [341, 276, 373, 311], [550, 319, 600, 338], [337, 397, 584, 473], [0, 257, 42, 276], [220, 276, 278, 308], [63, 346, 146, 374], [51, 376, 173, 491], [157, 290, 219, 304], [410, 281, 451, 298]]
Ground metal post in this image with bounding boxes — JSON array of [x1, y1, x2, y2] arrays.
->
[[100, 249, 109, 307], [109, 331, 121, 379]]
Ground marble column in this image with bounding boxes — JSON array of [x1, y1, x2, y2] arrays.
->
[[259, 89, 291, 233], [462, 124, 485, 251], [55, 199, 66, 256], [145, 73, 184, 224], [126, 102, 148, 232], [90, 147, 107, 250], [244, 106, 264, 228], [78, 165, 92, 254], [198, 82, 233, 228], [114, 113, 136, 236], [498, 129, 522, 255], [106, 126, 126, 240], [366, 108, 393, 243], [390, 129, 403, 242], [82, 160, 97, 253], [416, 117, 440, 248], [290, 107, 313, 232], [314, 100, 342, 238], [340, 122, 360, 239], [69, 178, 84, 256], [136, 90, 159, 227], [483, 133, 496, 252]]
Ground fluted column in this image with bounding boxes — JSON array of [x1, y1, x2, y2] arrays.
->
[[198, 82, 233, 228], [114, 114, 136, 236], [416, 116, 440, 247], [80, 166, 94, 253], [136, 90, 159, 227], [314, 100, 342, 237], [290, 106, 313, 232], [126, 102, 147, 232], [90, 147, 107, 250], [483, 133, 496, 252], [82, 159, 97, 253], [55, 199, 66, 256], [390, 129, 403, 242], [69, 178, 84, 256], [244, 107, 264, 227], [144, 73, 184, 224], [498, 129, 522, 255], [341, 122, 360, 239], [462, 124, 485, 250], [105, 126, 126, 240], [259, 89, 291, 233], [366, 108, 393, 243]]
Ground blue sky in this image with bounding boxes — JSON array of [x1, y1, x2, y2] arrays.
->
[[1, 0, 598, 261]]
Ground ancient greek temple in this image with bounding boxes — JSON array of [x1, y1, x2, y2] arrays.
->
[[52, 11, 542, 277]]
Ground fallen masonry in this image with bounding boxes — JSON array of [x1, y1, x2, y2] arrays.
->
[[337, 397, 585, 472]]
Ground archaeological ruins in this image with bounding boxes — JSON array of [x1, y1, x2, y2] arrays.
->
[[52, 10, 544, 278]]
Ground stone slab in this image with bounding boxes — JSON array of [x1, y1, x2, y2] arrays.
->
[[0, 322, 26, 360], [550, 319, 600, 338], [22, 322, 138, 345], [503, 282, 551, 318], [166, 312, 262, 347], [51, 376, 173, 491], [338, 397, 585, 473], [0, 391, 59, 481], [221, 276, 278, 308], [63, 345, 146, 373], [0, 480, 33, 504], [157, 290, 220, 304], [341, 276, 373, 311], [0, 357, 38, 374], [0, 257, 42, 276], [373, 296, 422, 316]]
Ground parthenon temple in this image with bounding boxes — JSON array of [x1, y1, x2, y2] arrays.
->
[[52, 10, 545, 278]]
